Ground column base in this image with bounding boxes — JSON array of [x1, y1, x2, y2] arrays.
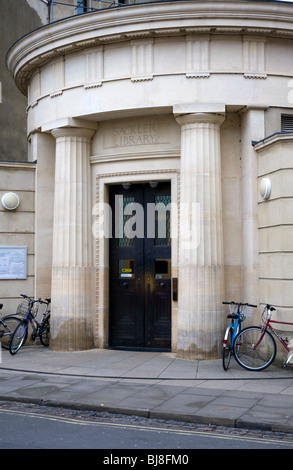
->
[[177, 340, 222, 361], [50, 266, 95, 351], [177, 265, 224, 360]]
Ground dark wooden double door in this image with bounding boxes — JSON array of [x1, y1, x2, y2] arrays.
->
[[109, 183, 171, 350]]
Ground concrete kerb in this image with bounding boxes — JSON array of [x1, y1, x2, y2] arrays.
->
[[1, 394, 289, 434], [0, 393, 238, 427], [1, 391, 293, 435]]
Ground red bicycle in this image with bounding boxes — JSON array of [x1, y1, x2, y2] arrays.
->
[[233, 304, 293, 371]]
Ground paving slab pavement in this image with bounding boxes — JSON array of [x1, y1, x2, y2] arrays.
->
[[1, 345, 293, 433]]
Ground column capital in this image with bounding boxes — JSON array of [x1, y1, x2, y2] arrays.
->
[[174, 103, 225, 127], [51, 127, 96, 141], [42, 117, 98, 134], [175, 112, 225, 127]]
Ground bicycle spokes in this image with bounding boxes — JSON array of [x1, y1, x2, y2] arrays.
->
[[234, 326, 276, 371]]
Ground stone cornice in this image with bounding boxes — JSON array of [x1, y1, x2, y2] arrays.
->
[[7, 0, 293, 96], [0, 161, 36, 170]]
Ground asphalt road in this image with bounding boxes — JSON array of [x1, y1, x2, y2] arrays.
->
[[0, 401, 293, 452]]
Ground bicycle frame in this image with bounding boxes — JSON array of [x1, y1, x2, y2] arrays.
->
[[222, 301, 257, 371], [223, 302, 255, 347], [258, 314, 293, 366], [0, 316, 21, 345], [223, 317, 241, 348], [15, 295, 50, 343], [28, 302, 50, 339], [9, 295, 51, 355]]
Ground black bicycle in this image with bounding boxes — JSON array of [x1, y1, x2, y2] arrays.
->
[[9, 294, 51, 355], [0, 303, 23, 350]]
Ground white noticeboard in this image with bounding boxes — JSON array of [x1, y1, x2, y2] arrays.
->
[[0, 247, 27, 280]]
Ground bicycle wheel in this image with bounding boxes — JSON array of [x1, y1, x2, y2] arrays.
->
[[222, 328, 233, 370], [0, 316, 22, 350], [233, 326, 276, 371], [9, 321, 28, 355], [39, 318, 50, 346]]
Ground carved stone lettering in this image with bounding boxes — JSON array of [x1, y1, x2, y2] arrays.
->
[[101, 118, 177, 152], [109, 123, 157, 148]]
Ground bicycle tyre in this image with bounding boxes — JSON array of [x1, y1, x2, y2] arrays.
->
[[0, 316, 22, 350], [222, 328, 233, 371], [9, 321, 28, 355], [233, 326, 276, 371], [39, 317, 50, 347]]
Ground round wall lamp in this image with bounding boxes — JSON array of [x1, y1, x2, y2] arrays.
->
[[1, 192, 20, 210], [259, 178, 271, 200], [149, 181, 159, 188], [122, 182, 132, 190]]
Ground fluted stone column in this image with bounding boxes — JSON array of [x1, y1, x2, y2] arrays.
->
[[176, 112, 225, 359], [50, 127, 95, 351]]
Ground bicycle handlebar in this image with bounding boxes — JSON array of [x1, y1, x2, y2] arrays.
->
[[222, 301, 257, 308], [20, 294, 37, 303], [20, 294, 51, 305], [224, 301, 275, 311], [265, 304, 276, 311], [38, 298, 50, 305]]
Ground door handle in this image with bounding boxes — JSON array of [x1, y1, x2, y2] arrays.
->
[[121, 282, 128, 288], [160, 282, 166, 288], [172, 277, 178, 301]]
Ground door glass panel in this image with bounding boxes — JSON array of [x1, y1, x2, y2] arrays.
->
[[119, 259, 135, 278], [154, 259, 171, 279], [118, 196, 135, 247], [154, 194, 171, 246]]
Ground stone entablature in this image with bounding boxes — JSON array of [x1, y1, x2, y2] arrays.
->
[[7, 2, 293, 117]]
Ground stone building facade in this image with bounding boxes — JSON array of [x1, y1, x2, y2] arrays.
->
[[4, 0, 293, 359]]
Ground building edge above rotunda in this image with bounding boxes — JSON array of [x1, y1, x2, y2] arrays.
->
[[6, 0, 293, 96]]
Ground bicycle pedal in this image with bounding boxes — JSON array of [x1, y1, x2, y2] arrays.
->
[[31, 333, 36, 341]]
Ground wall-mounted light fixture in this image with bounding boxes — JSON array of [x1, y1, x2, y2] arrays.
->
[[122, 183, 131, 190], [1, 192, 20, 210], [149, 181, 158, 189], [259, 178, 271, 200]]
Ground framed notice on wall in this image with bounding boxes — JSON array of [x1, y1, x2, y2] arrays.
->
[[0, 247, 27, 280]]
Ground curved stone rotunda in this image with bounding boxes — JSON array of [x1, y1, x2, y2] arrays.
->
[[7, 0, 293, 358]]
